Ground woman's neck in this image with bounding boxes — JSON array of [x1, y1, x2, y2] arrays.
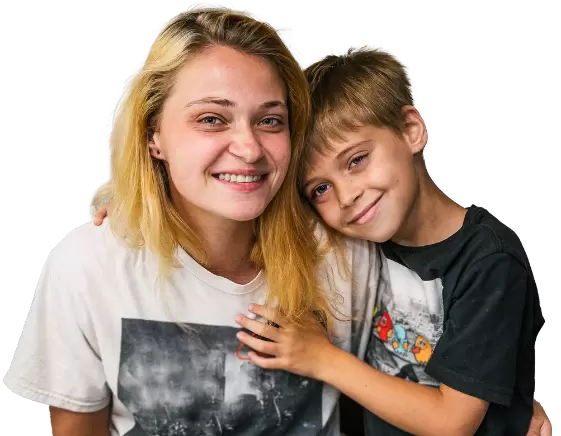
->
[[200, 219, 258, 284], [174, 199, 259, 285]]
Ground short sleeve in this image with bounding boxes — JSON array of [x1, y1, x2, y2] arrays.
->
[[426, 253, 529, 406], [4, 251, 110, 412]]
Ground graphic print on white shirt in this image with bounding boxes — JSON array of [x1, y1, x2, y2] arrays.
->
[[366, 258, 444, 386], [119, 319, 323, 436]]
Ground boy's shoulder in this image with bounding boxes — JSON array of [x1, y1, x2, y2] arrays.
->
[[381, 205, 530, 280], [460, 205, 529, 268]]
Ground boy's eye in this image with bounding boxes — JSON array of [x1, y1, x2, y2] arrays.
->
[[311, 183, 331, 200], [349, 153, 368, 169]]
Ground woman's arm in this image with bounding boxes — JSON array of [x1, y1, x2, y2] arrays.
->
[[50, 405, 111, 436]]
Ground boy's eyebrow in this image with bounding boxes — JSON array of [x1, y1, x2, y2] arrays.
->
[[335, 140, 372, 161], [302, 140, 373, 192], [302, 177, 318, 192]]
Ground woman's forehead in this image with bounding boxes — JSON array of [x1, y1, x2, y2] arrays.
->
[[169, 45, 287, 108]]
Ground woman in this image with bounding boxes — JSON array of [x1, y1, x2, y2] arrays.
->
[[4, 7, 376, 436]]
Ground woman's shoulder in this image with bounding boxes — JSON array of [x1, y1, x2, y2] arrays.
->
[[51, 219, 118, 257], [47, 219, 149, 280]]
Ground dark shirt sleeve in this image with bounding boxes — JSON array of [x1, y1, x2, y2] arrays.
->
[[425, 253, 528, 406]]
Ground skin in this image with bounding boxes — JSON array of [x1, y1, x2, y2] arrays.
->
[[53, 45, 291, 434], [235, 107, 551, 435], [50, 406, 110, 436]]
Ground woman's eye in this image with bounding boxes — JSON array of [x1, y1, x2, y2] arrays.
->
[[200, 116, 223, 125], [259, 117, 282, 126]]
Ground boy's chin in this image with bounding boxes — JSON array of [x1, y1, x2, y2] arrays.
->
[[339, 223, 396, 244]]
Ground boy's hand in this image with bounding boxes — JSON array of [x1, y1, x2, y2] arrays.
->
[[93, 205, 109, 226], [527, 400, 552, 436], [235, 304, 335, 379]]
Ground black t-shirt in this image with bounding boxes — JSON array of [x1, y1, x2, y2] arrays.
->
[[363, 205, 544, 435]]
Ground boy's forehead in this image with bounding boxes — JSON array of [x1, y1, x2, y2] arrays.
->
[[306, 138, 342, 165], [306, 127, 372, 168], [303, 125, 384, 185], [303, 137, 351, 181]]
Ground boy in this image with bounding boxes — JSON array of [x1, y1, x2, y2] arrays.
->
[[235, 48, 545, 435]]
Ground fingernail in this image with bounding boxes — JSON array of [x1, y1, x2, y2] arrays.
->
[[248, 304, 254, 311], [235, 315, 242, 323]]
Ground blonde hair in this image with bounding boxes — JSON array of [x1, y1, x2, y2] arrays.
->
[[298, 47, 413, 244], [93, 8, 332, 327]]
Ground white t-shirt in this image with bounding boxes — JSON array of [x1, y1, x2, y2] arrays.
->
[[4, 221, 378, 436]]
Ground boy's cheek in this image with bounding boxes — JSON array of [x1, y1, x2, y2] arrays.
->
[[320, 211, 345, 233]]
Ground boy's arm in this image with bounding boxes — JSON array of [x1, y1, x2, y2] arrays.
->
[[86, 178, 113, 221], [319, 345, 488, 435], [237, 310, 487, 435], [237, 252, 539, 435]]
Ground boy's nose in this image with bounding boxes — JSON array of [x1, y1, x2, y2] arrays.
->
[[338, 186, 363, 208]]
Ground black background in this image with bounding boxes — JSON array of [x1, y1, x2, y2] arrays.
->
[[0, 1, 561, 436]]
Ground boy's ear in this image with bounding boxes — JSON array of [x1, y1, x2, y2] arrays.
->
[[401, 105, 427, 155]]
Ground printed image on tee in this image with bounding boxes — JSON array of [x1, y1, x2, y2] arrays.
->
[[118, 319, 323, 435]]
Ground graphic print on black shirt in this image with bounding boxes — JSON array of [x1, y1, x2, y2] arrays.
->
[[118, 319, 323, 436], [366, 259, 442, 387]]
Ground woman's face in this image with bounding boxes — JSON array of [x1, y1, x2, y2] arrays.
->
[[150, 45, 290, 225]]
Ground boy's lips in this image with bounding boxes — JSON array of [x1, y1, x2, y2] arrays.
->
[[348, 195, 383, 225]]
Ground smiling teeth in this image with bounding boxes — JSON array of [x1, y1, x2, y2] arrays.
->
[[217, 174, 262, 182]]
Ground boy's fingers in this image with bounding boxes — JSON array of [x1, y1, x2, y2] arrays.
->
[[248, 304, 284, 328], [526, 417, 544, 436], [248, 351, 281, 369], [235, 315, 281, 342], [93, 207, 108, 226], [237, 332, 278, 357]]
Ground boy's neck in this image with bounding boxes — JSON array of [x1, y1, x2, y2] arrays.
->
[[391, 162, 467, 247]]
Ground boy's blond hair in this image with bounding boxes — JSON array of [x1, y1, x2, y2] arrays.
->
[[305, 42, 421, 169]]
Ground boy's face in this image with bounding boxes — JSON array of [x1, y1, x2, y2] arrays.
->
[[303, 114, 425, 242]]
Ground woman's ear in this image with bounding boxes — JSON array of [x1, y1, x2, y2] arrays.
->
[[149, 131, 165, 160]]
